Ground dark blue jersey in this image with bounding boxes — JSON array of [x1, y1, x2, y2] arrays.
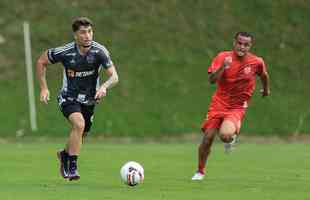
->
[[47, 41, 113, 104]]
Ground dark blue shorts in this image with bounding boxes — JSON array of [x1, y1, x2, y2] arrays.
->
[[58, 97, 95, 133]]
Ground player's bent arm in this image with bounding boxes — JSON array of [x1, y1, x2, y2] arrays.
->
[[36, 50, 51, 103], [209, 56, 232, 84], [95, 65, 119, 100], [209, 65, 225, 84], [259, 71, 270, 97], [101, 65, 119, 89]]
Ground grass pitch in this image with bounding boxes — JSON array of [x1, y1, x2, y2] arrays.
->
[[0, 141, 309, 200]]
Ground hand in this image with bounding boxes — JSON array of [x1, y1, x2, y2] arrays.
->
[[94, 87, 107, 103], [223, 56, 232, 68], [40, 88, 50, 104], [260, 88, 270, 97]]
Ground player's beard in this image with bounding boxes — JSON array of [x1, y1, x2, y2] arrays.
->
[[237, 51, 245, 57], [82, 40, 92, 48], [235, 48, 247, 57]]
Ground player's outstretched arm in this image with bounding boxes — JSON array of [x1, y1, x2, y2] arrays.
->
[[259, 71, 270, 97], [36, 50, 50, 104], [95, 65, 119, 101]]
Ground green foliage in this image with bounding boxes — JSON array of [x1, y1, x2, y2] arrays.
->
[[0, 0, 309, 136]]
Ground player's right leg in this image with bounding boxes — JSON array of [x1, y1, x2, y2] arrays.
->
[[220, 110, 244, 153], [192, 128, 217, 181], [219, 119, 237, 142], [58, 99, 84, 181], [219, 119, 237, 153], [223, 134, 238, 153]]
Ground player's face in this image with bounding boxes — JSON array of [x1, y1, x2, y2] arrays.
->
[[74, 25, 93, 48], [233, 35, 252, 57]]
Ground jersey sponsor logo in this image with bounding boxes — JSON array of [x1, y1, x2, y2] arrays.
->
[[66, 69, 96, 78], [244, 66, 251, 74], [75, 70, 96, 77], [243, 64, 254, 75]]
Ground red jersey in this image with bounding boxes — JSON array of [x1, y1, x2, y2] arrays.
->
[[208, 51, 267, 110]]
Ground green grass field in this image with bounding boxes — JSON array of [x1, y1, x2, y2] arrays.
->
[[0, 141, 309, 200]]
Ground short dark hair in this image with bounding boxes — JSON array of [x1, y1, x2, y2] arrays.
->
[[72, 17, 93, 32], [234, 32, 254, 40]]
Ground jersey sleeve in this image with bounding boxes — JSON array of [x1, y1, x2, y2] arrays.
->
[[98, 49, 113, 69], [47, 47, 65, 64], [208, 53, 224, 73], [256, 57, 267, 75]]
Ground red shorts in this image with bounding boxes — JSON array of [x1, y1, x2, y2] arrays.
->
[[201, 109, 246, 134]]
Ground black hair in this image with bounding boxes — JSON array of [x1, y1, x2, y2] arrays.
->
[[234, 32, 254, 40], [72, 17, 93, 32]]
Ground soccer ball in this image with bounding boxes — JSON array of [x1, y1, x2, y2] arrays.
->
[[120, 161, 144, 186]]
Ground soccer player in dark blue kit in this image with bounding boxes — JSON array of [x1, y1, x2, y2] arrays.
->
[[36, 17, 119, 181]]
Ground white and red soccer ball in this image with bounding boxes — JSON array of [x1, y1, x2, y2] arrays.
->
[[120, 161, 144, 186]]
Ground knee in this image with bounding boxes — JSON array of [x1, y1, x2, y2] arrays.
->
[[219, 120, 236, 142], [219, 132, 234, 143], [200, 132, 215, 147], [73, 119, 85, 133]]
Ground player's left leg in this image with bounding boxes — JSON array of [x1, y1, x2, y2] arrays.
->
[[81, 104, 95, 142], [192, 111, 222, 180]]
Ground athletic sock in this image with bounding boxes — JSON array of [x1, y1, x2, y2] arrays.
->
[[69, 155, 78, 170], [63, 149, 69, 156], [198, 164, 205, 175], [198, 150, 207, 174], [61, 150, 69, 171], [198, 155, 207, 174], [62, 150, 69, 161]]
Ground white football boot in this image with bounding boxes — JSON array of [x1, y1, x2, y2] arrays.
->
[[191, 172, 205, 181], [224, 134, 238, 154]]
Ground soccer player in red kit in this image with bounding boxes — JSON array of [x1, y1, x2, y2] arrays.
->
[[192, 32, 270, 180]]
